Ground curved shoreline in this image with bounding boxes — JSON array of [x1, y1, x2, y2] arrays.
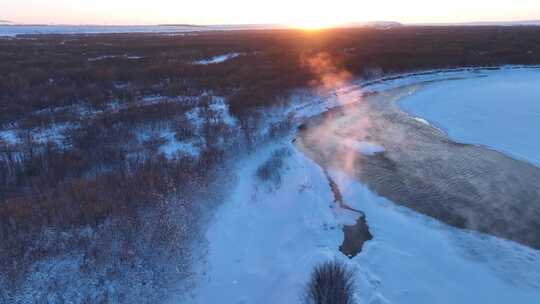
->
[[295, 82, 540, 249], [356, 65, 540, 92], [395, 69, 540, 168]]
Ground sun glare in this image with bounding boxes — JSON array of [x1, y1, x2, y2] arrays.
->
[[288, 14, 345, 30], [291, 21, 344, 31]]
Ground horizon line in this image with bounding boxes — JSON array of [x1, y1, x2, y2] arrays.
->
[[2, 19, 540, 28]]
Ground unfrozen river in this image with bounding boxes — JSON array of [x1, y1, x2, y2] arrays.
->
[[187, 68, 540, 304]]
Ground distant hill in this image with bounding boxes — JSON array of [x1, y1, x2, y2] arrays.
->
[[464, 20, 540, 26], [0, 19, 14, 25], [361, 21, 403, 29], [416, 20, 540, 26], [345, 21, 403, 29], [158, 24, 207, 27]]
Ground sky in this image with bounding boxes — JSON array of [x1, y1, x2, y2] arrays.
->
[[2, 0, 540, 26]]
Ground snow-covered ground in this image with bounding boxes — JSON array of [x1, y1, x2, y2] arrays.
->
[[185, 141, 540, 304], [184, 143, 344, 303], [185, 67, 540, 303], [5, 64, 539, 302], [0, 129, 18, 145], [398, 68, 540, 167], [0, 24, 297, 37], [336, 169, 540, 304], [87, 54, 144, 62], [0, 23, 404, 37], [136, 128, 200, 158], [193, 53, 242, 65], [0, 123, 73, 147], [0, 25, 200, 37]]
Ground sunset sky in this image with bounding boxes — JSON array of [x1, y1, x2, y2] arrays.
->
[[3, 0, 540, 26]]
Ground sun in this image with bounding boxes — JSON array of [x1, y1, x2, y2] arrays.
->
[[280, 1, 353, 30]]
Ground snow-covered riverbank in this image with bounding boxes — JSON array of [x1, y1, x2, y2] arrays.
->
[[184, 67, 540, 303], [185, 139, 540, 303], [183, 143, 348, 303]]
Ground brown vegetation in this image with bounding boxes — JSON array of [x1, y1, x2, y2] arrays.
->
[[1, 26, 540, 301]]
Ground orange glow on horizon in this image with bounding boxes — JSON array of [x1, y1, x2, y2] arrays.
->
[[288, 20, 345, 31], [2, 0, 540, 26]]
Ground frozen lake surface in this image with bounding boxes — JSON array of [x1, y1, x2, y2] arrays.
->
[[0, 24, 281, 37], [399, 69, 540, 167], [0, 25, 198, 36]]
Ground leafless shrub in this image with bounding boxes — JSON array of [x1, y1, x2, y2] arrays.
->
[[143, 134, 167, 154], [256, 148, 291, 187], [173, 116, 195, 142], [304, 261, 356, 304], [268, 114, 295, 139]]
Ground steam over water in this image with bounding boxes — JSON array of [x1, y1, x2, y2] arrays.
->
[[189, 67, 540, 304], [297, 68, 540, 250]]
